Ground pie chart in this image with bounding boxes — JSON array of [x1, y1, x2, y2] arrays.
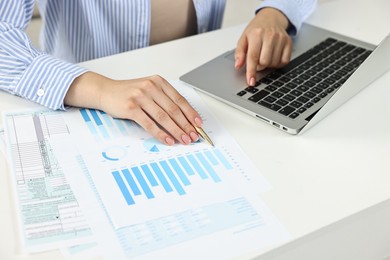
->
[[101, 146, 127, 161]]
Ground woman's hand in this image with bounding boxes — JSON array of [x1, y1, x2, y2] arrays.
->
[[235, 8, 293, 86], [65, 72, 201, 146]]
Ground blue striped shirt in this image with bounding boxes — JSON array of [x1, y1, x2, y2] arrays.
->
[[0, 0, 314, 111]]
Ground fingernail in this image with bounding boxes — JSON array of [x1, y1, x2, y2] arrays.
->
[[250, 77, 256, 86], [234, 58, 239, 68], [165, 136, 175, 146], [190, 131, 199, 142], [195, 117, 203, 127], [181, 134, 191, 145]]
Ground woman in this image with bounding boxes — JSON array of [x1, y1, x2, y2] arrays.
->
[[0, 0, 316, 145]]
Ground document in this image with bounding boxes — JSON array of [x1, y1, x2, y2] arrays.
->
[[3, 80, 290, 258], [61, 242, 100, 260], [61, 80, 272, 228], [2, 110, 94, 252], [55, 80, 290, 259], [0, 128, 5, 156]]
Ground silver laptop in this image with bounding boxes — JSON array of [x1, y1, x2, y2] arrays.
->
[[180, 24, 390, 134]]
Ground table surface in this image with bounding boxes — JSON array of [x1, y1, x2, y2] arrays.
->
[[1, 0, 390, 259]]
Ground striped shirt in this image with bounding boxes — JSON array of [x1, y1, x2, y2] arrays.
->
[[0, 0, 315, 110]]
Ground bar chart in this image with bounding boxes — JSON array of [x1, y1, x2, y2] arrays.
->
[[79, 108, 141, 140], [112, 148, 233, 206], [63, 81, 270, 229]]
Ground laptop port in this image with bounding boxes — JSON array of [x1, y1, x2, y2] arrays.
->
[[272, 122, 280, 128], [255, 115, 270, 123]]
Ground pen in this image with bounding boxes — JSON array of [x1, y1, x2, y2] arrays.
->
[[194, 125, 214, 147]]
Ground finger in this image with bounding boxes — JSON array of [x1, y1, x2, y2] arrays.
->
[[235, 36, 248, 69], [143, 98, 195, 145], [155, 96, 199, 144], [279, 37, 293, 67], [159, 79, 203, 125], [258, 33, 276, 70], [246, 34, 262, 86], [131, 108, 176, 146], [157, 88, 203, 142], [269, 36, 285, 68], [141, 77, 199, 143]]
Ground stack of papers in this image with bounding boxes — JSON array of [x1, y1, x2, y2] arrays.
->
[[1, 81, 291, 259]]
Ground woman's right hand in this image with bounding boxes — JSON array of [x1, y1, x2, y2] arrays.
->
[[65, 72, 202, 146]]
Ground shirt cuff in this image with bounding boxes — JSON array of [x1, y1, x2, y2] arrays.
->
[[14, 54, 87, 110]]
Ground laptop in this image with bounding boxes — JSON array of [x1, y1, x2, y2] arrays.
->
[[180, 23, 390, 134]]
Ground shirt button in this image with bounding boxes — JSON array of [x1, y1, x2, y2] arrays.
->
[[37, 88, 45, 97]]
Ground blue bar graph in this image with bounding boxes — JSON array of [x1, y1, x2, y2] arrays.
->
[[186, 154, 208, 179], [99, 111, 115, 128], [214, 149, 233, 170], [112, 149, 236, 206], [112, 171, 135, 205], [205, 150, 219, 166], [177, 156, 195, 176], [80, 108, 98, 135], [122, 169, 141, 196], [150, 162, 173, 193], [140, 164, 158, 187], [80, 108, 91, 122], [195, 153, 221, 183], [89, 109, 103, 126], [79, 108, 136, 140], [84, 109, 109, 139], [168, 158, 191, 186], [114, 118, 128, 136], [131, 167, 154, 199], [160, 161, 186, 195]]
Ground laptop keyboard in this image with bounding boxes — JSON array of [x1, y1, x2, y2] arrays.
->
[[237, 38, 372, 119]]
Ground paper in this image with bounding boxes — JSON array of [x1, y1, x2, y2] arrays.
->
[[61, 80, 271, 228], [0, 128, 6, 156], [61, 242, 100, 260], [2, 110, 94, 252], [62, 161, 289, 259], [54, 80, 290, 259], [3, 80, 290, 258]]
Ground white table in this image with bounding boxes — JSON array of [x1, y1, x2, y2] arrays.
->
[[1, 0, 390, 259]]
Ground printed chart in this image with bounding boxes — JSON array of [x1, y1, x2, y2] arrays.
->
[[111, 148, 232, 205], [56, 81, 288, 260], [79, 108, 142, 141], [62, 83, 271, 228]]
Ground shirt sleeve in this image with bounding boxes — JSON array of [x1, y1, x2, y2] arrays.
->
[[0, 1, 87, 110], [257, 0, 317, 35]]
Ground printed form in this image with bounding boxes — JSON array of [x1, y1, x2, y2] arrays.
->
[[2, 110, 94, 252]]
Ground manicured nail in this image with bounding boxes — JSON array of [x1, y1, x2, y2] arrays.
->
[[195, 117, 203, 127], [181, 134, 191, 145], [234, 58, 239, 68], [190, 131, 199, 142], [165, 136, 175, 146], [250, 77, 256, 86]]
